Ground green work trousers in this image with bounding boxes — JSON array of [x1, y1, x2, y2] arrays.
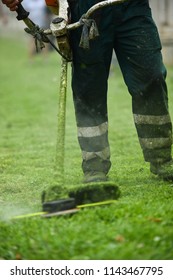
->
[[68, 0, 172, 174]]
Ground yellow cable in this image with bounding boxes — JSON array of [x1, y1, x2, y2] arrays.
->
[[12, 200, 117, 219], [77, 200, 117, 209], [12, 211, 47, 219]]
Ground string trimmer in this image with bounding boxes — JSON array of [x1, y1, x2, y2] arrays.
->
[[11, 0, 125, 218]]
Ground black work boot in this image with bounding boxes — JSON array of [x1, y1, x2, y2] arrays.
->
[[150, 159, 173, 181], [83, 171, 108, 183]]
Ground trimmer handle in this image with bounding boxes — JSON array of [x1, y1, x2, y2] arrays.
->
[[16, 3, 29, 21]]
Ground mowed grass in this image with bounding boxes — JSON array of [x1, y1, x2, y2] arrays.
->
[[0, 35, 173, 260]]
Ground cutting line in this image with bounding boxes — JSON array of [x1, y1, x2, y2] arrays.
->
[[77, 200, 117, 209], [11, 200, 118, 219], [12, 211, 47, 219]]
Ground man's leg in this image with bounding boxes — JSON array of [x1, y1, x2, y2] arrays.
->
[[69, 1, 114, 182], [114, 8, 173, 179], [72, 62, 112, 182]]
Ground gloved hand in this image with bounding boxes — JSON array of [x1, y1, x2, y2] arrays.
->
[[2, 0, 19, 11]]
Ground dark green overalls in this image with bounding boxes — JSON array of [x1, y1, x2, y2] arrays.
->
[[68, 0, 172, 175]]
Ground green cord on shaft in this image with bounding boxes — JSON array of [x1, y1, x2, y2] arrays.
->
[[55, 58, 68, 184]]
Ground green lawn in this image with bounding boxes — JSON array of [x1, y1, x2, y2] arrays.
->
[[0, 35, 173, 260]]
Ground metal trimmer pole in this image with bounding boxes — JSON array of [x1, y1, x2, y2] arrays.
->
[[55, 58, 68, 183]]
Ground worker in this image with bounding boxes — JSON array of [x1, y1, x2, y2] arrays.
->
[[2, 0, 173, 184]]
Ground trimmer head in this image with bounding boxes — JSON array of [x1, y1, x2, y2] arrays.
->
[[12, 183, 120, 219], [42, 182, 120, 217]]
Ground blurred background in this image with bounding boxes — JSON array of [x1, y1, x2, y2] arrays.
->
[[0, 0, 54, 62], [0, 0, 173, 64], [150, 0, 173, 65]]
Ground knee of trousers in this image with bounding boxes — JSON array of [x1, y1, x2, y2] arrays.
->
[[128, 66, 167, 98]]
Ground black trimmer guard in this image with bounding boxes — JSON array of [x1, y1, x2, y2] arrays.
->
[[42, 198, 76, 213]]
